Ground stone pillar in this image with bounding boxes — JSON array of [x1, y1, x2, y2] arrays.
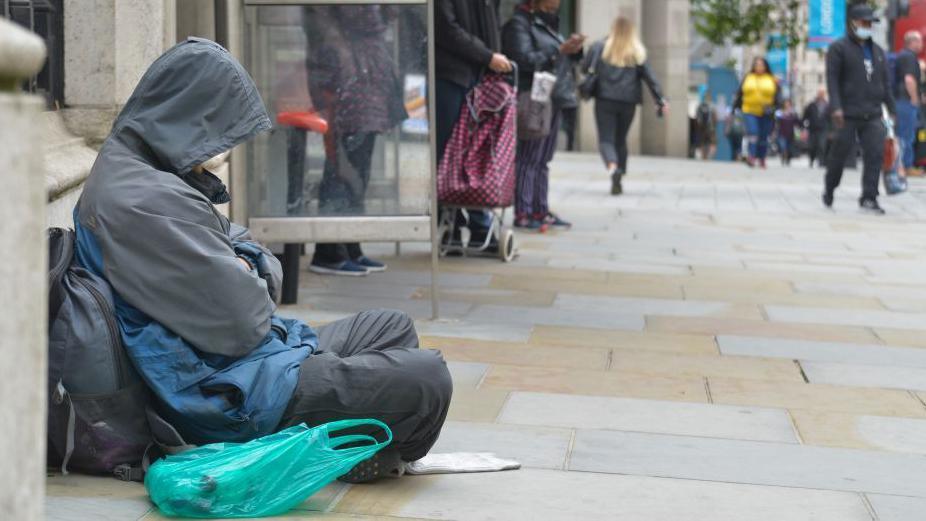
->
[[576, 0, 641, 155], [62, 0, 177, 145], [0, 17, 48, 521], [176, 0, 216, 42], [641, 0, 689, 157]]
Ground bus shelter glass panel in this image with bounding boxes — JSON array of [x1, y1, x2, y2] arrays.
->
[[245, 4, 430, 219]]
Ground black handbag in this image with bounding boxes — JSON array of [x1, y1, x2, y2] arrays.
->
[[578, 44, 602, 100]]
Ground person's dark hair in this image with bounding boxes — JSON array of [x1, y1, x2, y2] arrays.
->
[[751, 57, 772, 75]]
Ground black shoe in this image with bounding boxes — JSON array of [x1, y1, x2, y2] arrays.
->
[[822, 191, 833, 209], [859, 198, 885, 215], [338, 449, 405, 484], [610, 169, 624, 195]]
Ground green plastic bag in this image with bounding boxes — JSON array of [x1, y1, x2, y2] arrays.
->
[[145, 420, 392, 518]]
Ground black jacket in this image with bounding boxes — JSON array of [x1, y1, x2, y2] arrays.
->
[[802, 100, 830, 132], [501, 7, 562, 92], [826, 35, 896, 119], [582, 40, 664, 105], [435, 0, 502, 88]]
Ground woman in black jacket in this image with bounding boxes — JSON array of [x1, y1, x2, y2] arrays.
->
[[583, 16, 667, 195], [503, 0, 583, 230]]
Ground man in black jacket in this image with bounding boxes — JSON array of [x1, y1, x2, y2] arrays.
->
[[823, 3, 896, 215], [802, 87, 830, 168]]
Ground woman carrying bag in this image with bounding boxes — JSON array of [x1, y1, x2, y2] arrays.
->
[[733, 57, 780, 169], [581, 16, 667, 195], [503, 0, 584, 230]]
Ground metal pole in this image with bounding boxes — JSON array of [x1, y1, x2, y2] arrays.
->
[[426, 0, 439, 320]]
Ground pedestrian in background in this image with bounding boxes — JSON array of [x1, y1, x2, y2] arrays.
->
[[725, 107, 745, 162], [582, 15, 667, 195], [503, 0, 582, 229], [823, 3, 895, 215], [695, 93, 717, 160], [894, 30, 922, 176], [775, 99, 799, 166], [802, 87, 830, 168], [734, 57, 780, 169]]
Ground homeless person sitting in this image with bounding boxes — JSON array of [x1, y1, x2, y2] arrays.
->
[[71, 38, 452, 483]]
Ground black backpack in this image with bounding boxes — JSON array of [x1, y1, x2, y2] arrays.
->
[[47, 228, 154, 479]]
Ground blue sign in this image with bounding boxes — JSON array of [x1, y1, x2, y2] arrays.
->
[[809, 0, 846, 49], [767, 34, 789, 81]]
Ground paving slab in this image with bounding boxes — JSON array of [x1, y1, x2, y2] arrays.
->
[[708, 378, 926, 417], [333, 468, 873, 521], [874, 328, 926, 349], [647, 316, 882, 344], [445, 361, 489, 389], [430, 421, 572, 470], [422, 337, 609, 370], [490, 274, 684, 299], [610, 350, 803, 382], [530, 325, 718, 354], [446, 387, 510, 423], [553, 294, 739, 318], [569, 429, 926, 496], [482, 364, 708, 402], [801, 361, 926, 392], [766, 305, 926, 331], [498, 392, 798, 443], [719, 335, 926, 367], [413, 319, 533, 343], [792, 410, 926, 454], [466, 304, 645, 331], [866, 494, 926, 521]]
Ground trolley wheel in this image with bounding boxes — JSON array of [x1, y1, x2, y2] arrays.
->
[[499, 228, 516, 262]]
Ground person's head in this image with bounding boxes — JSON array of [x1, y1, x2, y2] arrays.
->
[[751, 57, 771, 75], [603, 16, 646, 67], [905, 30, 923, 54], [816, 87, 827, 101], [848, 3, 879, 41], [531, 0, 561, 13], [783, 99, 792, 110]]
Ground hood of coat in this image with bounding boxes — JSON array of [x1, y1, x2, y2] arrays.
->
[[108, 37, 271, 176]]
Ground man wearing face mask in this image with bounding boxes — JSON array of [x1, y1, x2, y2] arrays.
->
[[72, 38, 452, 482], [823, 3, 896, 215]]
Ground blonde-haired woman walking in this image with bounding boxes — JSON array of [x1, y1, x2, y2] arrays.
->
[[583, 16, 667, 195]]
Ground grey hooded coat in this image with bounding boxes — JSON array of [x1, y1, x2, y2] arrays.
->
[[73, 38, 317, 444]]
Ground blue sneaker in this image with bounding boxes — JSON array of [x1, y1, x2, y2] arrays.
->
[[354, 256, 387, 272], [543, 212, 572, 229], [309, 259, 369, 276]]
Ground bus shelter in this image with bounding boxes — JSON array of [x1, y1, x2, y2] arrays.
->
[[237, 0, 439, 315]]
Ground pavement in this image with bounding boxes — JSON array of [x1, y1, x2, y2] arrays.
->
[[47, 153, 926, 520]]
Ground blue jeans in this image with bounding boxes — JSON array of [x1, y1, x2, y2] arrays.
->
[[896, 99, 919, 169], [744, 114, 774, 160]]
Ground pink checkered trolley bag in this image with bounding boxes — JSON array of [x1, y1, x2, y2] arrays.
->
[[437, 71, 518, 261]]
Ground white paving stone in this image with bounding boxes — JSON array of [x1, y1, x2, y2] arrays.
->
[[446, 361, 489, 389], [569, 430, 926, 497], [765, 305, 926, 331], [855, 416, 926, 455], [497, 392, 798, 443], [801, 361, 926, 392], [553, 294, 733, 317], [413, 319, 533, 343], [866, 494, 926, 521], [389, 469, 872, 521], [718, 335, 926, 368]]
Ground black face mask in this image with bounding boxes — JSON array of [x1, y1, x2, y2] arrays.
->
[[182, 168, 231, 205], [536, 10, 559, 30]]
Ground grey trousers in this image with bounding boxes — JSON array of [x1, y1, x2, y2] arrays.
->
[[278, 309, 452, 462]]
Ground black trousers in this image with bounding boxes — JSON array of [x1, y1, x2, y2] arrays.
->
[[594, 99, 637, 171], [825, 117, 885, 201], [279, 310, 452, 462], [314, 132, 378, 264], [807, 130, 827, 167]]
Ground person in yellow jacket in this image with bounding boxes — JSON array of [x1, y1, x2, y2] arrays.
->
[[733, 57, 781, 168]]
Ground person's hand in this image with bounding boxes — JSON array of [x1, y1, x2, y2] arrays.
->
[[237, 257, 253, 271], [489, 53, 513, 73], [660, 101, 670, 116], [560, 36, 583, 55], [832, 109, 845, 129]]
